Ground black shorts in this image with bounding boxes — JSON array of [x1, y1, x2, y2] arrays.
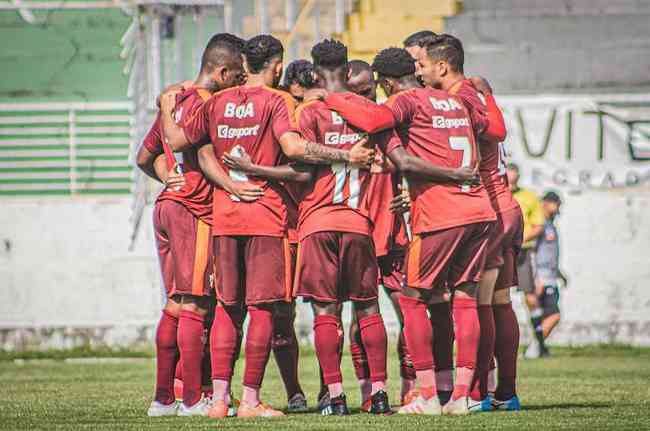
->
[[516, 248, 535, 294], [539, 285, 560, 317]]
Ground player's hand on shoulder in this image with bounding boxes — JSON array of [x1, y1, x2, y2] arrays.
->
[[223, 152, 253, 173], [230, 181, 264, 202], [302, 88, 329, 103], [165, 164, 185, 191], [469, 76, 493, 95], [156, 81, 193, 108], [348, 135, 375, 169], [389, 185, 411, 215]]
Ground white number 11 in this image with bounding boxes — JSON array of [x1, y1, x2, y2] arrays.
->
[[449, 136, 472, 192], [331, 163, 360, 208]]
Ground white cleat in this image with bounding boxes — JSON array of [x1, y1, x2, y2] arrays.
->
[[524, 340, 541, 359], [442, 396, 470, 416], [177, 397, 210, 416], [397, 395, 442, 415], [147, 400, 178, 417]]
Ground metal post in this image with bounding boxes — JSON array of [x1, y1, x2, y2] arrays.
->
[[258, 0, 269, 34], [68, 110, 77, 195], [286, 0, 298, 61], [335, 0, 344, 34], [173, 9, 184, 82], [313, 0, 321, 44], [223, 0, 233, 33], [150, 10, 162, 110], [193, 7, 203, 71]]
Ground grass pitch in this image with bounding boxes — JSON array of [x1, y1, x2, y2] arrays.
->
[[1, 345, 649, 430]]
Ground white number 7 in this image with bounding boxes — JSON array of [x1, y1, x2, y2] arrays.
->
[[449, 136, 472, 192]]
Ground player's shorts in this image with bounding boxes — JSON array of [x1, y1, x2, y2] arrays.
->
[[153, 199, 213, 297], [484, 206, 524, 290], [377, 249, 406, 293], [516, 248, 536, 294], [214, 235, 293, 306], [404, 221, 493, 290], [293, 231, 378, 303], [539, 285, 560, 317]]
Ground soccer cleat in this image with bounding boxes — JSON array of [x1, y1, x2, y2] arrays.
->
[[207, 399, 230, 419], [524, 340, 541, 359], [442, 396, 470, 416], [401, 389, 419, 406], [368, 390, 392, 415], [317, 391, 331, 412], [321, 394, 350, 416], [468, 395, 495, 413], [178, 397, 210, 416], [397, 395, 442, 415], [287, 393, 308, 413], [237, 402, 285, 418], [437, 390, 453, 406], [147, 400, 178, 417], [493, 395, 521, 411]]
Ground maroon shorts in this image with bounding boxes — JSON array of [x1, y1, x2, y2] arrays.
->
[[377, 249, 405, 293], [294, 231, 378, 303], [214, 235, 293, 306], [484, 206, 524, 290], [405, 222, 493, 290], [153, 199, 213, 297]]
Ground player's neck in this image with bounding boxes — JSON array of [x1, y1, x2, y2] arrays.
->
[[319, 69, 348, 93], [396, 76, 421, 92], [193, 74, 217, 92], [440, 73, 466, 92], [245, 72, 273, 88]]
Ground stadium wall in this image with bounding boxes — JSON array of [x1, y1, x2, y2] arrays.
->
[[2, 93, 650, 351]]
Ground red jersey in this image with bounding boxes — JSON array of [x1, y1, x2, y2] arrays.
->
[[384, 87, 496, 234], [183, 85, 297, 237], [143, 87, 213, 224], [294, 92, 389, 241], [367, 149, 408, 257], [451, 80, 518, 213]]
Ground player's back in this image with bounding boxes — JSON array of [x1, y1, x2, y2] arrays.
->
[[295, 93, 381, 241], [452, 80, 518, 213], [187, 85, 297, 237], [386, 87, 496, 234]]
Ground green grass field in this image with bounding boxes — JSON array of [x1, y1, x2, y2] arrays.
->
[[1, 345, 649, 430]]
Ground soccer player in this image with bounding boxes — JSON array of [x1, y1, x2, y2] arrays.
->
[[158, 34, 375, 419], [281, 59, 315, 102], [136, 33, 248, 417], [506, 163, 546, 360], [403, 30, 437, 59], [416, 33, 523, 412], [534, 191, 566, 356]]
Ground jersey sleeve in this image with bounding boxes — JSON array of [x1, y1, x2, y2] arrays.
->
[[182, 98, 211, 145], [384, 92, 416, 126], [272, 94, 298, 141], [456, 86, 489, 137], [482, 93, 507, 142], [380, 129, 404, 155], [142, 113, 163, 154], [324, 92, 395, 134]]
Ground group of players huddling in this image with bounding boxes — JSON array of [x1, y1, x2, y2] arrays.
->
[[137, 28, 523, 418]]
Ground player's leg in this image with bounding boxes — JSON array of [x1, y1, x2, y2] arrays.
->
[[317, 303, 344, 411], [519, 249, 545, 358], [540, 285, 561, 355], [443, 222, 492, 416], [208, 236, 245, 419], [428, 293, 454, 405], [271, 300, 307, 411], [348, 311, 372, 409], [148, 201, 181, 416], [236, 235, 291, 418]]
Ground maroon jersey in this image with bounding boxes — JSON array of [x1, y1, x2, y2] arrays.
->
[[451, 80, 519, 213], [183, 85, 298, 237], [367, 149, 408, 257], [143, 87, 213, 224], [384, 87, 496, 234], [294, 93, 389, 240]]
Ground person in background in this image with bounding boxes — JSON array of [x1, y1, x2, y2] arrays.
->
[[533, 191, 567, 357], [281, 59, 315, 102], [505, 163, 546, 358]]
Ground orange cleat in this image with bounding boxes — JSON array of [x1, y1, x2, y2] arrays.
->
[[207, 399, 230, 419], [237, 402, 285, 418], [401, 389, 420, 406], [361, 399, 372, 413]]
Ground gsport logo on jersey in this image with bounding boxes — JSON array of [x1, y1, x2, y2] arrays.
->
[[324, 132, 363, 146]]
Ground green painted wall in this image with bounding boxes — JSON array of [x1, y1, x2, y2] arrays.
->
[[0, 9, 130, 102]]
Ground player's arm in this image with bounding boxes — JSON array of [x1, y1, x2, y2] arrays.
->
[[159, 89, 209, 152], [136, 145, 161, 182], [313, 90, 396, 134], [279, 131, 374, 167], [153, 154, 185, 191], [222, 152, 313, 183], [136, 115, 169, 182], [197, 143, 264, 202], [469, 76, 507, 142]]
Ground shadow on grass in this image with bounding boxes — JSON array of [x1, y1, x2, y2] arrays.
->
[[523, 402, 612, 411]]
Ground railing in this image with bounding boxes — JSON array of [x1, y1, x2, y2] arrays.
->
[[0, 102, 134, 196]]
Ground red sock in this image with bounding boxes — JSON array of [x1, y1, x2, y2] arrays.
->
[[470, 305, 495, 401], [314, 315, 343, 384], [272, 313, 303, 398], [398, 330, 416, 380], [358, 314, 388, 383], [494, 303, 520, 400], [154, 310, 179, 405], [349, 323, 370, 380], [242, 305, 273, 388], [428, 302, 454, 374], [177, 310, 205, 406], [452, 297, 480, 399], [210, 305, 242, 382], [400, 296, 434, 371]]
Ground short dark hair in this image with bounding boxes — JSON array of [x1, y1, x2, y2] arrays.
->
[[200, 33, 245, 73], [348, 60, 371, 78], [542, 191, 562, 204], [422, 33, 464, 73], [372, 47, 415, 78], [244, 34, 284, 74], [311, 39, 348, 71], [283, 59, 315, 89], [403, 30, 437, 48]]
